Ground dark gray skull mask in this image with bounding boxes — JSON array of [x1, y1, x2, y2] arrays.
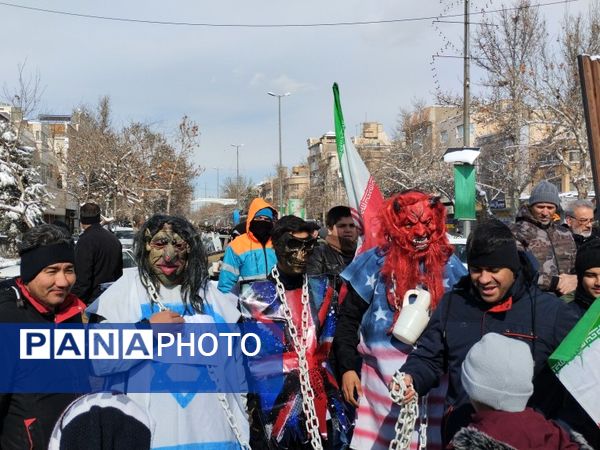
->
[[273, 232, 317, 275]]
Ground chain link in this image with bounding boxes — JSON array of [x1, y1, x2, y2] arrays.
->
[[141, 274, 249, 449], [272, 267, 323, 450], [140, 274, 168, 311], [207, 365, 251, 450], [388, 371, 419, 450], [419, 394, 428, 450]]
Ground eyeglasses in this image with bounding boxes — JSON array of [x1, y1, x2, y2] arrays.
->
[[569, 216, 595, 226], [287, 237, 317, 251]]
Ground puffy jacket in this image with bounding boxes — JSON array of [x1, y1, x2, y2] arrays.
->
[[400, 270, 580, 445], [0, 279, 85, 450], [217, 198, 277, 293], [450, 409, 591, 450], [510, 205, 576, 292]]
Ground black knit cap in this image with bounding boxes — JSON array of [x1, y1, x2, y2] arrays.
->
[[575, 239, 600, 275]]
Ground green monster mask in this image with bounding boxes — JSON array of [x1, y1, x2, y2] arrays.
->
[[145, 223, 189, 287]]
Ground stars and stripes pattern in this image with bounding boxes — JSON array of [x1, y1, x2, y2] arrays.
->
[[341, 248, 468, 450]]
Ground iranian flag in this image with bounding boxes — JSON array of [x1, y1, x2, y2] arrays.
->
[[549, 298, 600, 428], [333, 83, 384, 253]]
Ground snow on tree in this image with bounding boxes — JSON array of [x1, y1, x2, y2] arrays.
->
[[0, 119, 51, 255]]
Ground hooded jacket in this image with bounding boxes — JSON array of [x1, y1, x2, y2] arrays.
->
[[399, 262, 580, 445], [217, 198, 278, 293], [449, 409, 592, 450], [509, 204, 576, 293]]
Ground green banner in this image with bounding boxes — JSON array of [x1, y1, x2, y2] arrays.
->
[[454, 164, 476, 220], [287, 199, 305, 219]]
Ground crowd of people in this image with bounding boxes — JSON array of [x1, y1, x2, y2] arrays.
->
[[0, 181, 598, 449]]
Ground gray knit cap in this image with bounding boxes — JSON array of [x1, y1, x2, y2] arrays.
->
[[461, 333, 534, 412], [528, 180, 560, 207]]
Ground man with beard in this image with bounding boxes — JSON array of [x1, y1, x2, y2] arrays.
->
[[510, 180, 577, 295], [218, 198, 278, 294], [87, 215, 249, 449], [397, 219, 579, 447], [563, 199, 598, 249], [333, 190, 467, 450], [240, 215, 350, 449], [307, 206, 358, 292]]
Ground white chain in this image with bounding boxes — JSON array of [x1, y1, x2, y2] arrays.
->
[[419, 394, 428, 450], [388, 371, 419, 450], [141, 274, 249, 449], [271, 267, 323, 450], [140, 274, 168, 311], [208, 365, 251, 450]]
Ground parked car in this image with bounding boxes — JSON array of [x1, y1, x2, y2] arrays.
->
[[113, 226, 135, 249], [0, 249, 137, 282], [447, 234, 467, 269]]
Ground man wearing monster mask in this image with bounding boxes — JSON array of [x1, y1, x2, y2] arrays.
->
[[87, 215, 249, 449], [333, 190, 467, 450], [239, 215, 351, 449]]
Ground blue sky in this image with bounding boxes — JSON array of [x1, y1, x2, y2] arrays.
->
[[0, 0, 590, 199]]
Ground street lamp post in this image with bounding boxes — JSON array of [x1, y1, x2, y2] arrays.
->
[[214, 167, 220, 198], [268, 91, 290, 214], [229, 144, 243, 204]]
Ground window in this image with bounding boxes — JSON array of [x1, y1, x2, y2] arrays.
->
[[455, 123, 475, 141], [440, 130, 448, 144], [568, 150, 580, 162]]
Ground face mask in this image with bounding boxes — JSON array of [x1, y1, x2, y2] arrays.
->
[[274, 233, 317, 275], [145, 224, 189, 287], [250, 220, 273, 244]]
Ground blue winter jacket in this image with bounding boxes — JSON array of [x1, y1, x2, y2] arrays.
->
[[400, 270, 580, 444]]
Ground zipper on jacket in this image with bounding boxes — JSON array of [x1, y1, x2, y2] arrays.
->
[[262, 246, 268, 277], [503, 331, 536, 341], [23, 418, 36, 450]]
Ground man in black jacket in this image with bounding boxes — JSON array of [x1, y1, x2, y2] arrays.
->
[[0, 224, 86, 450], [71, 203, 122, 303], [396, 219, 580, 446], [307, 206, 357, 292]]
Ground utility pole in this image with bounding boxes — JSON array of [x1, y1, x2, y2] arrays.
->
[[463, 0, 472, 237], [229, 144, 243, 205], [214, 167, 220, 198], [268, 92, 291, 213]]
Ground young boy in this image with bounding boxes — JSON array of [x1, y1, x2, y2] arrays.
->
[[449, 333, 591, 449]]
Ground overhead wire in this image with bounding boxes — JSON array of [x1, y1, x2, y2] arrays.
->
[[0, 0, 580, 28]]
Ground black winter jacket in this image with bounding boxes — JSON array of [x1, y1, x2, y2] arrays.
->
[[399, 271, 580, 445], [71, 224, 122, 303], [0, 280, 84, 450], [306, 243, 352, 292]]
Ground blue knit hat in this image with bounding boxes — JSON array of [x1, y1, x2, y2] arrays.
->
[[255, 208, 274, 219], [529, 180, 560, 208]]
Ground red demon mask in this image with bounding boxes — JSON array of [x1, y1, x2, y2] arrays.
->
[[379, 190, 453, 316]]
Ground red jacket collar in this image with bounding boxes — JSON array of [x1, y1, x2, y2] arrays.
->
[[488, 296, 513, 313], [15, 278, 85, 323]]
